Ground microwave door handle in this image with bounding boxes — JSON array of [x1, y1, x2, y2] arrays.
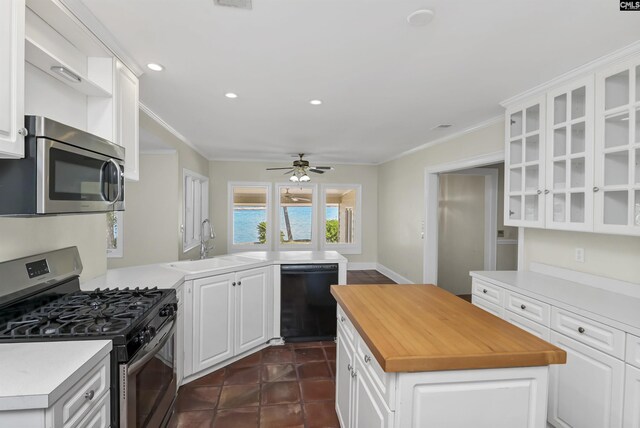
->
[[99, 162, 110, 201], [107, 159, 123, 204], [127, 320, 176, 376]]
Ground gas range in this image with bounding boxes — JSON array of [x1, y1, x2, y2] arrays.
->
[[0, 247, 178, 427]]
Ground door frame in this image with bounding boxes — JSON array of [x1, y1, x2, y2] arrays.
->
[[423, 151, 504, 284]]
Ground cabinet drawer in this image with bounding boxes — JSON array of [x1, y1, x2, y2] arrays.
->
[[503, 310, 550, 341], [337, 305, 355, 342], [626, 334, 640, 369], [551, 307, 625, 359], [472, 296, 504, 318], [49, 355, 110, 428], [505, 291, 550, 327], [356, 336, 396, 410], [73, 391, 109, 428], [472, 279, 503, 306]]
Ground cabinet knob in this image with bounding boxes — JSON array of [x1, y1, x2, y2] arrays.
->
[[84, 390, 95, 400], [238, 281, 242, 286], [340, 316, 345, 323], [593, 187, 600, 192], [347, 363, 352, 372], [364, 355, 371, 364], [537, 190, 542, 195], [520, 304, 526, 310], [482, 289, 488, 294], [544, 189, 550, 194], [508, 210, 515, 216], [578, 327, 585, 334], [232, 282, 236, 286], [17, 127, 28, 137], [351, 370, 357, 378]]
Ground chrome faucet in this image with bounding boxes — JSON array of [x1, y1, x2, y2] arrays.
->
[[200, 219, 216, 259]]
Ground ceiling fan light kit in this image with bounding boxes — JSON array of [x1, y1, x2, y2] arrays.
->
[[267, 154, 334, 183]]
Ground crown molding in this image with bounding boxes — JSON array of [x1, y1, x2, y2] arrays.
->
[[379, 115, 503, 165], [139, 149, 177, 155], [501, 39, 640, 107], [139, 102, 211, 160], [209, 157, 377, 166]]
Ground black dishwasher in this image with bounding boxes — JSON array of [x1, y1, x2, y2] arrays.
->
[[280, 264, 339, 342]]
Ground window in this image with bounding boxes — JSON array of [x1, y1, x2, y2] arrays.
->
[[321, 185, 362, 254], [276, 184, 317, 249], [228, 183, 271, 251], [183, 169, 209, 252], [106, 211, 124, 258]]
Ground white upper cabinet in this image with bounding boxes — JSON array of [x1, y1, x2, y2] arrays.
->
[[0, 0, 26, 158], [594, 58, 640, 235], [115, 60, 139, 181], [504, 96, 546, 228], [545, 77, 595, 231]]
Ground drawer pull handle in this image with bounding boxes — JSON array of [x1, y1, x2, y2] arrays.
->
[[340, 316, 345, 323], [84, 390, 95, 400], [364, 355, 371, 364], [482, 289, 488, 294], [578, 327, 585, 334], [520, 304, 526, 310]]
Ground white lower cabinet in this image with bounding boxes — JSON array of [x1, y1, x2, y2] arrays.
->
[[336, 324, 354, 428], [185, 266, 271, 378], [353, 358, 393, 428], [624, 365, 640, 427]]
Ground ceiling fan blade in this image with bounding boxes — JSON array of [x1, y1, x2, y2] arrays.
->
[[282, 170, 294, 175], [266, 167, 294, 170], [308, 168, 325, 174], [291, 197, 311, 202], [309, 166, 333, 170]]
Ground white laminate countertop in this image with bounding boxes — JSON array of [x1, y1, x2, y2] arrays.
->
[[471, 270, 640, 336], [0, 340, 112, 411]]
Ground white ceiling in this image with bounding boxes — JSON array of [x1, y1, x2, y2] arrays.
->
[[80, 0, 640, 164]]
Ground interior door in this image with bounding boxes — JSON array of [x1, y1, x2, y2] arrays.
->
[[235, 267, 269, 354]]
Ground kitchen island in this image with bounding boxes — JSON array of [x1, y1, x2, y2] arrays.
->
[[331, 284, 566, 428]]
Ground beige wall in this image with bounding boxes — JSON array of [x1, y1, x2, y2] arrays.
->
[[0, 215, 107, 281], [209, 161, 378, 264], [138, 111, 210, 261], [377, 122, 505, 283], [108, 154, 180, 269]]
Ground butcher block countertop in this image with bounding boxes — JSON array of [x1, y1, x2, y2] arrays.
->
[[330, 284, 566, 373]]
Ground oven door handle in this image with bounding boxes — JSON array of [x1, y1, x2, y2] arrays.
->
[[127, 319, 176, 376]]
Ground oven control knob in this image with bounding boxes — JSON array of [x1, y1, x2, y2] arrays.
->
[[160, 304, 176, 317], [148, 326, 156, 338], [139, 328, 151, 344]]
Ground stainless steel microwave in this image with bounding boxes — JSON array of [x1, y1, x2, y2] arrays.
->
[[0, 116, 125, 215]]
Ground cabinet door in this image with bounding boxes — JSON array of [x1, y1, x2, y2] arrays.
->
[[505, 96, 546, 227], [235, 267, 269, 354], [545, 77, 595, 231], [192, 273, 235, 373], [624, 364, 640, 427], [549, 331, 624, 428], [336, 325, 355, 428], [115, 60, 139, 181], [353, 358, 393, 428], [594, 59, 640, 236], [0, 0, 25, 158]]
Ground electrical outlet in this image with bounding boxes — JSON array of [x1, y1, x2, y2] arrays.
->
[[575, 248, 585, 263]]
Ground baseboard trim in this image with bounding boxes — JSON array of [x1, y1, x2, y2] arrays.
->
[[347, 262, 378, 270], [376, 264, 414, 284]]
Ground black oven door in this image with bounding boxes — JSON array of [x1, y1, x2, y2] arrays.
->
[[37, 139, 124, 214], [119, 320, 177, 428]]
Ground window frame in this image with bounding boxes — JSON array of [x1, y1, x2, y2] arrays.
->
[[275, 183, 318, 251], [319, 184, 362, 254], [106, 211, 124, 258], [227, 181, 272, 253], [183, 168, 210, 253]]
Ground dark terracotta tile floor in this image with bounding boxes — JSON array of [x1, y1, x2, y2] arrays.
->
[[169, 270, 394, 427]]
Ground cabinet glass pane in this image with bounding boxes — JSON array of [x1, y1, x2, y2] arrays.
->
[[603, 190, 628, 225], [635, 190, 640, 226], [571, 122, 586, 154], [553, 194, 566, 222], [554, 127, 567, 157], [526, 105, 540, 133], [571, 158, 585, 188], [571, 86, 586, 119], [554, 94, 567, 125], [570, 193, 585, 223], [604, 151, 629, 186], [605, 70, 629, 110], [509, 196, 521, 220], [553, 161, 567, 190], [510, 111, 523, 137], [510, 139, 523, 164], [510, 168, 522, 192], [636, 148, 640, 184], [524, 195, 538, 221], [525, 165, 539, 191], [605, 112, 629, 148], [525, 135, 539, 162]]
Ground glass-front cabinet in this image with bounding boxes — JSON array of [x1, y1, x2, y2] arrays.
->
[[545, 78, 594, 231], [594, 59, 640, 235], [505, 97, 546, 227]]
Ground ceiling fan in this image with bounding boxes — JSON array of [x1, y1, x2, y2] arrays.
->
[[281, 188, 311, 203], [266, 153, 334, 182]]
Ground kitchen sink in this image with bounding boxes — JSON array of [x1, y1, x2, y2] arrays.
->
[[166, 255, 258, 274]]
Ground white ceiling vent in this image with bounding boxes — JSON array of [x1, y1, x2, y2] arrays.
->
[[214, 0, 252, 10]]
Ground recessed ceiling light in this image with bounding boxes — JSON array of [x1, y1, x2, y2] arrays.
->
[[310, 100, 322, 106], [225, 92, 238, 99], [146, 63, 164, 72], [407, 9, 435, 27]]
